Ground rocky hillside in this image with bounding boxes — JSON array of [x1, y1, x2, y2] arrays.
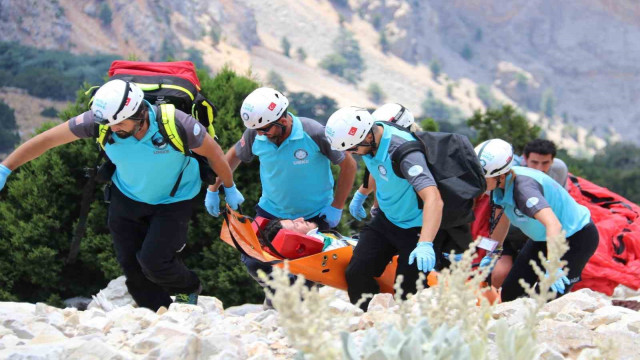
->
[[0, 276, 639, 359], [2, 0, 637, 154]]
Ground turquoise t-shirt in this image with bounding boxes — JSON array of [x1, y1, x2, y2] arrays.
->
[[363, 123, 435, 228], [493, 166, 591, 241], [235, 114, 344, 219], [68, 102, 208, 205]]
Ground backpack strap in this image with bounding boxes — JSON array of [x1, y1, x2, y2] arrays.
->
[[390, 139, 424, 179], [95, 124, 112, 150], [156, 104, 187, 154]]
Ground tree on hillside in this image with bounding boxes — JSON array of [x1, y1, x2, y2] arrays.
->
[[320, 29, 366, 84], [98, 3, 113, 27], [266, 71, 287, 92], [421, 91, 465, 125], [466, 105, 541, 152], [367, 83, 386, 104], [563, 142, 640, 203], [281, 37, 291, 58], [287, 92, 338, 124]]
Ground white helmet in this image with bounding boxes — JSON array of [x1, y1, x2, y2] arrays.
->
[[240, 87, 289, 129], [372, 103, 415, 128], [92, 79, 144, 125], [325, 107, 375, 151], [474, 139, 515, 177]]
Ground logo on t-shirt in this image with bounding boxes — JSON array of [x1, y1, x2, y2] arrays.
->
[[526, 197, 539, 208], [294, 149, 308, 160], [193, 125, 201, 136], [348, 127, 358, 136], [151, 132, 168, 151], [408, 165, 423, 177], [268, 102, 277, 111], [378, 165, 387, 176], [293, 149, 309, 165], [513, 208, 526, 218]]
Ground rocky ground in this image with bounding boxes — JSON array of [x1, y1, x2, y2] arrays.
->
[[0, 276, 639, 359]]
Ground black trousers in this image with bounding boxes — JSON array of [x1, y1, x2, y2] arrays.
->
[[108, 185, 200, 311], [501, 221, 599, 302], [240, 205, 329, 286], [345, 211, 473, 311]]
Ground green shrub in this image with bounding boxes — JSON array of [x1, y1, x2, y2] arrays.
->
[[0, 100, 19, 153], [40, 107, 59, 118]]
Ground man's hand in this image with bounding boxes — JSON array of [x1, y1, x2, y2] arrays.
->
[[320, 205, 343, 228], [349, 191, 368, 221], [204, 189, 220, 216], [546, 268, 570, 294], [224, 184, 245, 210], [0, 165, 11, 191], [408, 242, 436, 273]]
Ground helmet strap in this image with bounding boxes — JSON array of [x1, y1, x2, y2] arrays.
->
[[112, 81, 131, 121]]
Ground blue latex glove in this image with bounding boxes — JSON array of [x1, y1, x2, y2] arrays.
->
[[408, 242, 436, 273], [320, 205, 343, 228], [479, 255, 494, 269], [204, 189, 221, 217], [224, 184, 245, 210], [0, 164, 11, 191], [349, 191, 368, 221], [546, 268, 570, 294], [442, 252, 463, 262]]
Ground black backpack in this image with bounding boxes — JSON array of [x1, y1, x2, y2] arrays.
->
[[387, 122, 486, 228]]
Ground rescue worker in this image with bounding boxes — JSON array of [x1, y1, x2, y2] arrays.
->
[[492, 139, 569, 287], [349, 103, 421, 220], [325, 106, 444, 310], [475, 139, 599, 301], [208, 87, 357, 293], [0, 80, 244, 310]]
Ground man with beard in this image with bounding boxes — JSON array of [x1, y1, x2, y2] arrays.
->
[[0, 79, 244, 310], [208, 87, 357, 299]]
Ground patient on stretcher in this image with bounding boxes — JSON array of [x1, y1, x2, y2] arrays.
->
[[262, 217, 356, 258]]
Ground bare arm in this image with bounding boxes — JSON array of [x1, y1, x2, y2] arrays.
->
[[417, 186, 443, 243], [534, 207, 563, 239], [331, 153, 357, 209], [192, 135, 234, 188], [491, 209, 511, 246], [2, 121, 80, 170], [208, 145, 242, 192]]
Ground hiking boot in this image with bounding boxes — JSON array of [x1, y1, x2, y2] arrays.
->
[[174, 284, 202, 305]]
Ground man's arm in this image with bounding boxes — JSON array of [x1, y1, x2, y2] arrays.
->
[[2, 121, 80, 170], [533, 207, 563, 239], [331, 153, 357, 209], [208, 146, 243, 192], [191, 136, 235, 188], [417, 186, 443, 243], [491, 209, 511, 245]]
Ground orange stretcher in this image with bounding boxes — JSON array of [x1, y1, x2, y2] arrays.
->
[[220, 206, 439, 293], [220, 206, 498, 303]]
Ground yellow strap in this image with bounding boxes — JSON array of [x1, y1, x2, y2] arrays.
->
[[135, 83, 195, 101], [200, 100, 216, 138], [159, 104, 184, 153], [96, 124, 109, 150]]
